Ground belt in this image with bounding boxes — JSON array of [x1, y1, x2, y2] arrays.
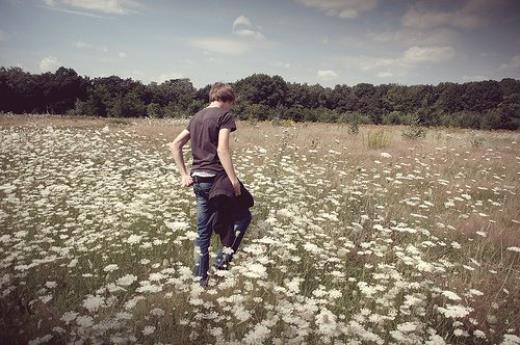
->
[[192, 175, 216, 183]]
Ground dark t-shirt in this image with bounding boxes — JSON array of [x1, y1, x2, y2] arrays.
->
[[186, 106, 237, 175]]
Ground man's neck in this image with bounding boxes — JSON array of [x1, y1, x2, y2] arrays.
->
[[207, 102, 222, 108]]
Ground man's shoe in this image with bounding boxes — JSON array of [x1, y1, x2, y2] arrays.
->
[[198, 276, 209, 289]]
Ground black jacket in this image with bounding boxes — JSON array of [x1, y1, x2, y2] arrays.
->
[[207, 171, 254, 247]]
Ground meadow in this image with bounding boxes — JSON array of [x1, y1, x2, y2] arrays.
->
[[0, 113, 519, 345]]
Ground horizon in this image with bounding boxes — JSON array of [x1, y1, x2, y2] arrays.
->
[[2, 64, 519, 90], [0, 0, 519, 89]]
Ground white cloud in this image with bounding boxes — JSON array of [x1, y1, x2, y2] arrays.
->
[[156, 73, 184, 83], [402, 0, 512, 30], [499, 55, 520, 70], [39, 56, 60, 72], [293, 0, 377, 19], [233, 15, 253, 28], [365, 27, 459, 46], [317, 69, 338, 81], [189, 37, 251, 55], [73, 41, 119, 57], [403, 46, 455, 63], [402, 7, 480, 30], [272, 61, 292, 69], [43, 0, 142, 15], [461, 75, 489, 82], [334, 45, 456, 79], [376, 71, 393, 78], [73, 41, 91, 49], [232, 15, 264, 40], [348, 56, 399, 71]]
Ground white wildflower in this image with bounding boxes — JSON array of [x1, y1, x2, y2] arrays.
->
[[103, 264, 119, 272], [442, 290, 461, 301], [60, 311, 78, 324], [116, 274, 138, 287], [506, 246, 520, 253], [165, 220, 189, 232], [142, 325, 156, 336], [242, 323, 271, 344], [437, 304, 473, 318], [127, 234, 143, 244], [243, 263, 267, 279], [82, 294, 105, 313]]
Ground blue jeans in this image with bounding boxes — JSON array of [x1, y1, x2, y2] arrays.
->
[[192, 181, 252, 286]]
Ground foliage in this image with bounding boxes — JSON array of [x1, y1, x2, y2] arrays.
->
[[366, 128, 391, 149], [402, 115, 427, 140], [0, 66, 519, 130]]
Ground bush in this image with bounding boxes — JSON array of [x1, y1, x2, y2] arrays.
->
[[146, 103, 163, 118], [163, 101, 185, 118], [479, 110, 502, 130], [402, 115, 427, 139], [459, 111, 481, 129], [349, 120, 359, 135], [282, 106, 306, 122], [366, 128, 391, 149], [243, 103, 274, 121], [382, 110, 402, 125], [382, 111, 417, 125], [271, 118, 295, 127], [315, 107, 339, 123]]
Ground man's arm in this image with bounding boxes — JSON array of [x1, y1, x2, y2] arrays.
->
[[168, 129, 192, 186], [217, 128, 241, 196]]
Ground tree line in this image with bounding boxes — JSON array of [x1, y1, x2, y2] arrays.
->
[[1, 66, 519, 130]]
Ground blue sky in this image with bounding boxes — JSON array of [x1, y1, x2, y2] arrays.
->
[[0, 0, 519, 88]]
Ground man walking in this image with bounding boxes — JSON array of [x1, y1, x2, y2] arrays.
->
[[168, 82, 252, 288]]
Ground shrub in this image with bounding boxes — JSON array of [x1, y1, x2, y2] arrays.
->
[[244, 103, 273, 121], [271, 118, 295, 127], [349, 120, 359, 135], [382, 110, 402, 125], [402, 115, 427, 140], [146, 103, 163, 118], [315, 107, 339, 123], [383, 110, 418, 125], [479, 110, 502, 130], [282, 106, 306, 122], [366, 128, 391, 149]]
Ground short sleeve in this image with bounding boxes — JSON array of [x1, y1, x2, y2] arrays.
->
[[219, 111, 237, 132]]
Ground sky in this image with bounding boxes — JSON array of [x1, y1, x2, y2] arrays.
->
[[0, 0, 519, 89]]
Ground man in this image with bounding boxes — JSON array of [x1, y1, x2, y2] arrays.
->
[[168, 82, 252, 288]]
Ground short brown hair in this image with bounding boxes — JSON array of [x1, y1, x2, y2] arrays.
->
[[209, 82, 235, 103]]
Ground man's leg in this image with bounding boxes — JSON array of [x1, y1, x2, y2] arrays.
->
[[214, 206, 252, 269], [192, 182, 214, 286]]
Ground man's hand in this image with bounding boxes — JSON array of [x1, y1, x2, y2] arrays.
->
[[231, 178, 241, 197], [181, 174, 193, 187]]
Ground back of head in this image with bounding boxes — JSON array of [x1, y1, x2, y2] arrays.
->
[[209, 82, 235, 103]]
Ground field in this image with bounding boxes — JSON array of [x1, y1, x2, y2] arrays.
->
[[0, 113, 519, 345]]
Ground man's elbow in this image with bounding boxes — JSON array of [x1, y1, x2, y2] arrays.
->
[[168, 141, 182, 151], [217, 147, 229, 156]]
